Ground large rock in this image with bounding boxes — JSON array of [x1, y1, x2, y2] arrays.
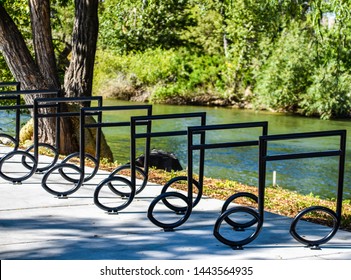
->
[[135, 149, 183, 172]]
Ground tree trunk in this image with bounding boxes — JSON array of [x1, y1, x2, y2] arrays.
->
[[64, 0, 99, 99], [29, 0, 61, 90], [62, 0, 102, 154]]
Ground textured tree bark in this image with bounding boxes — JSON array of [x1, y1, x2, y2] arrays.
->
[[62, 0, 101, 153], [29, 0, 61, 90], [64, 0, 99, 99]]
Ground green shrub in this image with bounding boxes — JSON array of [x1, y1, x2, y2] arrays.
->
[[253, 21, 314, 112], [301, 62, 351, 119], [93, 48, 178, 96], [94, 47, 227, 101]]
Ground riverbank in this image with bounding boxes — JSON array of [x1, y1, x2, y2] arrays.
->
[[108, 88, 254, 110]]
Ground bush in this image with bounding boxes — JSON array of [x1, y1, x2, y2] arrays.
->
[[301, 62, 351, 119], [253, 22, 314, 112], [93, 48, 178, 97], [93, 48, 228, 102]]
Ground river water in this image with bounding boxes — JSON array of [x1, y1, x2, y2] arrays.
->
[[1, 99, 350, 200]]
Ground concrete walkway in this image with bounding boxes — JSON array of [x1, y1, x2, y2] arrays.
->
[[1, 145, 351, 260]]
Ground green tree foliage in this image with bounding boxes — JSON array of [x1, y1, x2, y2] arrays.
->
[[301, 0, 351, 119], [181, 0, 224, 55], [0, 0, 30, 81], [252, 0, 351, 119], [254, 21, 314, 112], [98, 0, 196, 53], [93, 47, 227, 102], [224, 0, 279, 89], [2, 0, 31, 38], [303, 62, 351, 119]]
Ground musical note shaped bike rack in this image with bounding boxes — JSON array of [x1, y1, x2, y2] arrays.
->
[[129, 112, 207, 230], [35, 96, 103, 197], [0, 88, 59, 184], [148, 121, 268, 232], [79, 105, 152, 213], [214, 129, 347, 249]]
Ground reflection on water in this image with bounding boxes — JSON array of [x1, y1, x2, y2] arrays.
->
[[102, 99, 351, 200]]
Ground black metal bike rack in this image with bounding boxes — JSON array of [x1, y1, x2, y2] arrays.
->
[[128, 112, 207, 230], [182, 121, 268, 236], [32, 96, 103, 197], [78, 105, 152, 212], [147, 121, 268, 232], [0, 89, 59, 183], [214, 129, 347, 249]]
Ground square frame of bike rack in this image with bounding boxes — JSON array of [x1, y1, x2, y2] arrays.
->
[[188, 121, 268, 204], [130, 112, 207, 191], [80, 104, 153, 176]]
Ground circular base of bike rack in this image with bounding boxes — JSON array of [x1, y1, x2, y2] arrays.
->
[[23, 143, 59, 173], [108, 164, 147, 196], [160, 176, 202, 213], [59, 152, 99, 183], [41, 163, 84, 196], [290, 206, 339, 247], [147, 191, 192, 231], [213, 206, 262, 249], [94, 176, 135, 213], [0, 150, 37, 183], [221, 192, 258, 230]]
